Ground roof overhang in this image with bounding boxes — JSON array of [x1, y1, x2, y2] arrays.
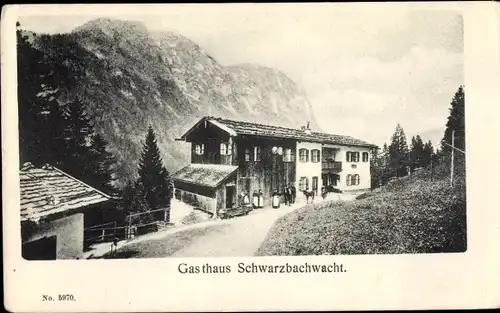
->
[[177, 117, 237, 142], [172, 164, 238, 188]]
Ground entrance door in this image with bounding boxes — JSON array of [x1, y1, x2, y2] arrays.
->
[[22, 236, 57, 260], [312, 176, 319, 195], [225, 186, 235, 208]]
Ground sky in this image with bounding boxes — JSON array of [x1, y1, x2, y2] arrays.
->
[[19, 4, 464, 149]]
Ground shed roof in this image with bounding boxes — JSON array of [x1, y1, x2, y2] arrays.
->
[[172, 164, 238, 188], [20, 163, 111, 222], [179, 116, 377, 148]]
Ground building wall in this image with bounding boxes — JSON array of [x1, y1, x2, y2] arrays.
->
[[188, 122, 236, 166], [23, 213, 84, 260], [236, 136, 296, 206], [173, 181, 217, 216], [295, 141, 323, 199], [336, 145, 372, 192]]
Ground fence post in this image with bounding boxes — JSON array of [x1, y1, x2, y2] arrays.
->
[[450, 129, 455, 187], [127, 214, 132, 239]]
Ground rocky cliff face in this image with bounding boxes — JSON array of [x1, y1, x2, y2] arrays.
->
[[28, 18, 318, 186]]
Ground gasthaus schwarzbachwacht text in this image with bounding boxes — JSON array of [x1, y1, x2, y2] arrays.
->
[[178, 262, 346, 274]]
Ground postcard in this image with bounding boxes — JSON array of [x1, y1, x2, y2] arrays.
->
[[2, 2, 500, 311]]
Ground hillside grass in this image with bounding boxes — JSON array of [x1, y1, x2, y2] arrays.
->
[[256, 160, 466, 255]]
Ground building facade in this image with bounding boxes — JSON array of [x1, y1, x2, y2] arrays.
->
[[173, 116, 377, 217], [20, 163, 112, 260]]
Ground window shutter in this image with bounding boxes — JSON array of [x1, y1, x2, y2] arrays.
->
[[346, 174, 351, 186], [346, 152, 350, 162]]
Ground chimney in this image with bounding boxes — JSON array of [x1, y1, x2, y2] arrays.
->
[[302, 121, 311, 134]]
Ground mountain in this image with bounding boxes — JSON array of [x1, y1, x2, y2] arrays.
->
[[24, 18, 318, 187]]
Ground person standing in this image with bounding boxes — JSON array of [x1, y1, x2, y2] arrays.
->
[[272, 189, 281, 209], [290, 184, 296, 204], [252, 190, 259, 209], [283, 185, 289, 206], [258, 189, 264, 208]]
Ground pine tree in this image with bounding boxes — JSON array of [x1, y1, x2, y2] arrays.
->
[[87, 134, 117, 195], [388, 124, 409, 177], [137, 125, 172, 220], [441, 86, 465, 154], [17, 22, 60, 165], [423, 140, 435, 167], [410, 135, 425, 169], [62, 98, 94, 176]]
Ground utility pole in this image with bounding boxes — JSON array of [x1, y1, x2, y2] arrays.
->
[[450, 129, 455, 187]]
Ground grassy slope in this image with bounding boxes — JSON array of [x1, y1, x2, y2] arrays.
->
[[106, 224, 229, 258], [256, 161, 466, 255]]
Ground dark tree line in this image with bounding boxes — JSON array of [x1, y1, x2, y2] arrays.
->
[[371, 86, 465, 188], [17, 22, 118, 196], [18, 22, 173, 224]]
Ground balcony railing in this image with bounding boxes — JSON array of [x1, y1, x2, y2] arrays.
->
[[322, 161, 342, 171]]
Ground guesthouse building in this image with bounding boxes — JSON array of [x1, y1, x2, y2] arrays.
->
[[172, 116, 377, 217]]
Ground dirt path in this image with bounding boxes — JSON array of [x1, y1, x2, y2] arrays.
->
[[171, 203, 305, 257]]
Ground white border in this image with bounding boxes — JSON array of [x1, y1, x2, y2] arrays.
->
[[3, 2, 500, 311]]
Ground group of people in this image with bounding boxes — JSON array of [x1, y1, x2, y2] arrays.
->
[[282, 184, 297, 206], [239, 184, 301, 209], [270, 184, 297, 208]]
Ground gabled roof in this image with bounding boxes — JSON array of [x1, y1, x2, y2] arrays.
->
[[179, 116, 377, 148], [172, 164, 238, 188], [20, 163, 111, 222]]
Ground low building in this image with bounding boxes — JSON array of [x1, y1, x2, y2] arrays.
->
[[173, 116, 378, 217], [20, 162, 112, 260]]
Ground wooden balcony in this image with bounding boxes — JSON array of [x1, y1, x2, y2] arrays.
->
[[322, 161, 342, 172]]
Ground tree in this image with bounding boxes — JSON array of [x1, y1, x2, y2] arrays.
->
[[87, 134, 118, 195], [61, 98, 94, 176], [423, 140, 435, 167], [137, 125, 172, 220], [17, 22, 61, 165], [388, 124, 409, 177], [409, 135, 425, 169], [441, 86, 465, 154]]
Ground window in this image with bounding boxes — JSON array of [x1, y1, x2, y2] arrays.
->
[[362, 152, 369, 162], [299, 177, 309, 191], [194, 144, 204, 155], [347, 151, 360, 162], [299, 148, 309, 163], [220, 142, 232, 156], [245, 148, 251, 162], [311, 149, 320, 163], [352, 152, 360, 162], [220, 143, 227, 156], [283, 148, 293, 162], [347, 174, 360, 186], [254, 146, 261, 161]]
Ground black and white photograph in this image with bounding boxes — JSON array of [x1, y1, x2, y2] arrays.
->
[[14, 5, 467, 261]]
